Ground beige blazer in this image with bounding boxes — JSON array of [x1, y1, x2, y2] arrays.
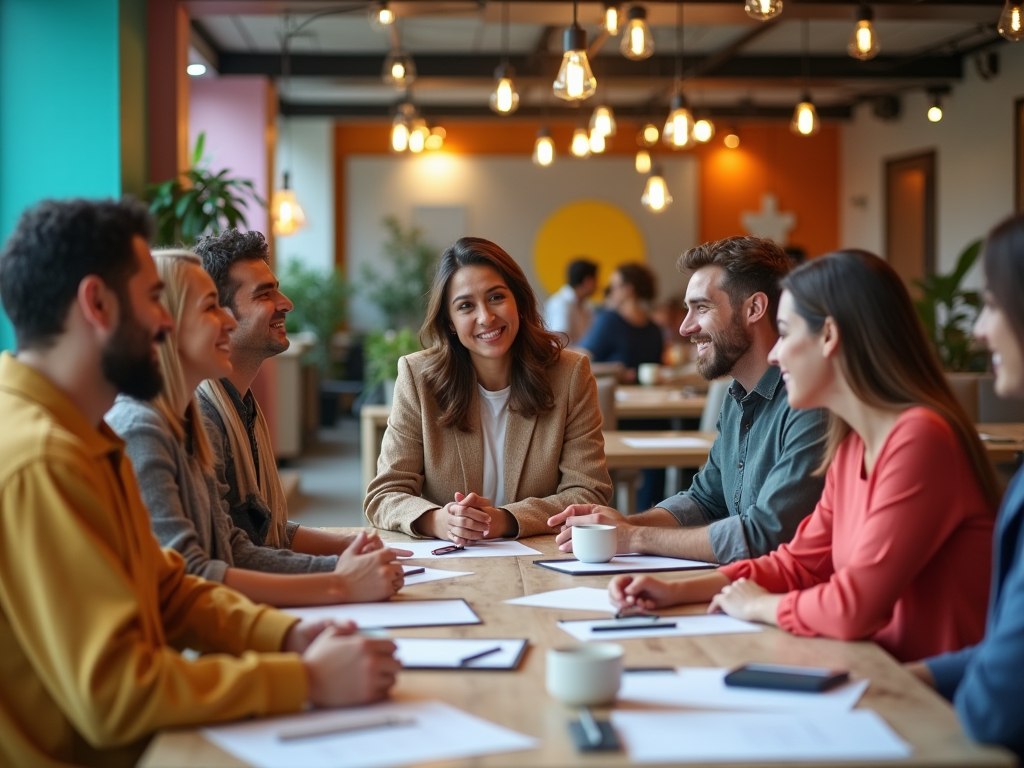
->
[[364, 348, 612, 538]]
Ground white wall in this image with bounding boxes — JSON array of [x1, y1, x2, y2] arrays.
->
[[346, 155, 698, 330], [841, 41, 1024, 283], [274, 117, 335, 273]]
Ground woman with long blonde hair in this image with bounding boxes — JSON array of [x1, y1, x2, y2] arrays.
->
[[610, 250, 997, 662], [108, 250, 407, 606]]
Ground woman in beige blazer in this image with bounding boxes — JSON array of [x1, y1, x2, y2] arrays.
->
[[364, 237, 612, 542]]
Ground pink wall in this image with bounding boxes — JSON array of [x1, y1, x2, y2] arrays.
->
[[189, 75, 273, 238], [189, 75, 279, 446]]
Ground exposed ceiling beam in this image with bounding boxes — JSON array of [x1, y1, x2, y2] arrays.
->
[[220, 52, 963, 80], [279, 100, 854, 119], [690, 17, 780, 78]]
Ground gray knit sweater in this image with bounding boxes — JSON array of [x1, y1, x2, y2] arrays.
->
[[106, 396, 336, 580]]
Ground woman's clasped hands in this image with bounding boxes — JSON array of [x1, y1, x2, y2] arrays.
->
[[423, 491, 515, 545]]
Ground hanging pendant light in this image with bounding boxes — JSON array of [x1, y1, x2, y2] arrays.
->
[[570, 126, 592, 158], [589, 105, 617, 138], [604, 3, 621, 35], [791, 95, 820, 136], [390, 103, 415, 152], [553, 2, 597, 101], [272, 172, 306, 236], [383, 49, 416, 88], [369, 1, 395, 29], [927, 90, 944, 122], [663, 93, 695, 148], [589, 128, 607, 153], [621, 5, 655, 60], [693, 117, 715, 143], [848, 5, 880, 60], [490, 3, 520, 114], [998, 0, 1024, 40], [425, 126, 446, 150], [744, 0, 783, 22], [533, 127, 555, 165], [638, 122, 660, 146], [408, 118, 430, 153], [635, 149, 652, 173], [641, 167, 672, 212]]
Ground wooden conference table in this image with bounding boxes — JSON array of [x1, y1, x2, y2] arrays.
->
[[140, 531, 1011, 767]]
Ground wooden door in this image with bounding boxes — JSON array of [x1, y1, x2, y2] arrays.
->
[[885, 151, 936, 293]]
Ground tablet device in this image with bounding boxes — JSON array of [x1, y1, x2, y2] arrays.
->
[[724, 663, 849, 692]]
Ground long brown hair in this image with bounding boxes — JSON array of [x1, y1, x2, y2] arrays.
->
[[783, 250, 1000, 508], [983, 212, 1024, 350], [419, 237, 564, 431]]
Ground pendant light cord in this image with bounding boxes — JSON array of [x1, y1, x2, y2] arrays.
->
[[501, 1, 509, 66], [802, 18, 810, 86]]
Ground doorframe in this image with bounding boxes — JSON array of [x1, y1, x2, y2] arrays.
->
[[885, 150, 936, 278]]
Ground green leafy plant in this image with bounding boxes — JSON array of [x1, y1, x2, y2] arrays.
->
[[279, 259, 349, 375], [360, 216, 437, 331], [913, 239, 986, 372], [146, 132, 265, 246], [365, 328, 420, 387]]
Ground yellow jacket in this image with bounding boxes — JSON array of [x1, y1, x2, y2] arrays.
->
[[0, 354, 307, 768]]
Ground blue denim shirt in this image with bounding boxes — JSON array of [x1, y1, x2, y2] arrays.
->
[[657, 365, 828, 563]]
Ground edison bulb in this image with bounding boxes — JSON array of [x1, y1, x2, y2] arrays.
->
[[724, 133, 740, 149], [640, 122, 660, 146], [370, 2, 395, 29], [533, 131, 555, 166], [999, 0, 1024, 40], [693, 119, 715, 143], [663, 95, 695, 148], [791, 99, 820, 136], [635, 149, 651, 174], [590, 105, 617, 137], [589, 129, 606, 154], [927, 105, 943, 122], [744, 0, 783, 21], [621, 7, 654, 60], [604, 3, 620, 35], [408, 120, 429, 153], [383, 50, 416, 87], [570, 127, 591, 158], [390, 121, 409, 152], [848, 7, 880, 60], [490, 74, 520, 114], [641, 172, 672, 212], [553, 51, 596, 101]]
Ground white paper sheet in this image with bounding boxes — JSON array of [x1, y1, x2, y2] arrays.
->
[[285, 599, 480, 629], [203, 700, 538, 768], [394, 638, 527, 669], [558, 613, 762, 641], [388, 539, 542, 559], [504, 587, 616, 613], [619, 668, 869, 712], [537, 554, 715, 574], [401, 566, 472, 587], [610, 709, 911, 763], [622, 437, 712, 449]]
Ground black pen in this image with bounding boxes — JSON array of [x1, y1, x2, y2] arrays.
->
[[590, 622, 677, 633], [431, 544, 465, 556], [402, 566, 426, 576], [459, 645, 502, 666]]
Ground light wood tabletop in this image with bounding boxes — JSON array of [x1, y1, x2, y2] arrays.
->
[[977, 422, 1024, 464], [139, 531, 1012, 768], [612, 386, 707, 420]]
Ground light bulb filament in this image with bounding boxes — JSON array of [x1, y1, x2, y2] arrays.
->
[[630, 26, 645, 56]]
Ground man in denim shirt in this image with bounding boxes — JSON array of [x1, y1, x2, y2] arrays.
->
[[549, 236, 827, 564]]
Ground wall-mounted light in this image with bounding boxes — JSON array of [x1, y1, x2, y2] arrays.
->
[[998, 0, 1024, 40], [622, 5, 655, 60], [635, 149, 652, 173], [663, 93, 695, 149], [693, 118, 716, 143], [641, 167, 672, 212], [744, 0, 783, 22], [271, 172, 306, 236], [570, 126, 592, 158], [533, 127, 555, 165], [604, 3, 621, 35], [590, 105, 617, 138], [791, 95, 820, 136], [639, 122, 660, 146], [186, 63, 207, 76], [370, 1, 395, 29], [553, 3, 597, 101], [383, 49, 416, 88], [848, 5, 880, 60]]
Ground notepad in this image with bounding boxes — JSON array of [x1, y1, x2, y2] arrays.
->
[[402, 566, 472, 587], [394, 638, 528, 670], [558, 613, 762, 641], [203, 700, 538, 768], [388, 539, 542, 559], [535, 554, 715, 575], [610, 709, 911, 762], [504, 587, 616, 613], [285, 599, 481, 629]]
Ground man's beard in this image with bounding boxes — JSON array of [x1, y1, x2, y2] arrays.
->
[[693, 314, 752, 381], [101, 307, 165, 400]]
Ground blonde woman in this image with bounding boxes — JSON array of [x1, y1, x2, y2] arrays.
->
[[107, 250, 408, 606]]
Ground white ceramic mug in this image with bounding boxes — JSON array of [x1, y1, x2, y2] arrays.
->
[[637, 363, 660, 386], [571, 524, 617, 564], [546, 644, 624, 706]]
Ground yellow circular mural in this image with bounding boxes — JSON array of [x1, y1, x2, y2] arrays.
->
[[533, 199, 647, 295]]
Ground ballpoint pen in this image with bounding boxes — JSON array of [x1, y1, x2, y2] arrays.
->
[[458, 645, 502, 666], [277, 715, 417, 742], [431, 544, 465, 555]]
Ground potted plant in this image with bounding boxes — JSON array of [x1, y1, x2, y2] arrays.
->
[[279, 259, 350, 425], [365, 328, 420, 405], [147, 132, 265, 246], [360, 216, 437, 331]]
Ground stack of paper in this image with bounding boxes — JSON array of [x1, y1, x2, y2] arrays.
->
[[394, 638, 527, 670], [286, 599, 480, 629]]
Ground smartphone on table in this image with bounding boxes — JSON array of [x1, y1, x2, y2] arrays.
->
[[724, 663, 849, 692]]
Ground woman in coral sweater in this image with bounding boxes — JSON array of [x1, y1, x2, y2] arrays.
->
[[610, 250, 998, 662]]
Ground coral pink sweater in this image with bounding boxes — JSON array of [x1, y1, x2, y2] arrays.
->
[[720, 407, 995, 662]]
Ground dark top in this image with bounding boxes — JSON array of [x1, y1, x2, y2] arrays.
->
[[926, 466, 1024, 758], [579, 310, 663, 373]]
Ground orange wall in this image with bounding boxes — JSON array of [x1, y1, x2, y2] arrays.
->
[[333, 118, 839, 267]]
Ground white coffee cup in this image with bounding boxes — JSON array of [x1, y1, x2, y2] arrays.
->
[[637, 362, 660, 386], [546, 644, 624, 706], [571, 524, 617, 564]]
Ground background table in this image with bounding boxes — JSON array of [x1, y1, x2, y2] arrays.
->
[[140, 532, 1012, 768]]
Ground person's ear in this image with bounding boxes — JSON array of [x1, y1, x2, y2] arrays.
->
[[821, 317, 841, 358], [76, 275, 119, 335], [746, 292, 770, 325]]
